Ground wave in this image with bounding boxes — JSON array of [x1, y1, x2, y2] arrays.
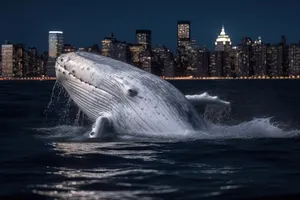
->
[[34, 126, 90, 142], [34, 117, 300, 143]]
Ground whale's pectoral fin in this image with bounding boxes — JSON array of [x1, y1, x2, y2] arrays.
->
[[89, 115, 110, 139], [186, 92, 230, 106]]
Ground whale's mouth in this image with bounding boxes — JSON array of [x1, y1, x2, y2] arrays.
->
[[54, 61, 121, 121], [55, 62, 97, 89]]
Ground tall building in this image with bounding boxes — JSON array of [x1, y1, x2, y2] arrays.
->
[[27, 47, 38, 76], [229, 46, 240, 77], [40, 52, 48, 75], [199, 48, 210, 77], [48, 31, 63, 58], [101, 33, 130, 63], [209, 51, 230, 77], [136, 30, 152, 49], [152, 45, 173, 76], [129, 44, 145, 68], [176, 21, 191, 76], [13, 44, 25, 77], [209, 26, 232, 77], [139, 49, 152, 73], [266, 44, 281, 77], [152, 45, 169, 61], [177, 21, 191, 49], [47, 31, 63, 77], [280, 35, 289, 77], [288, 43, 300, 76], [23, 51, 29, 77], [110, 41, 130, 63], [184, 43, 201, 76], [36, 57, 45, 76], [1, 43, 14, 77], [252, 37, 267, 77], [163, 52, 175, 77], [184, 42, 211, 77], [101, 33, 116, 57], [209, 52, 220, 76], [238, 37, 254, 77], [215, 25, 232, 52]]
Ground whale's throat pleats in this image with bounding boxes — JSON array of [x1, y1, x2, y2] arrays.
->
[[61, 75, 119, 120]]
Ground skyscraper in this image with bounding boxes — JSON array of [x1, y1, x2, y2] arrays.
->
[[101, 33, 116, 57], [27, 47, 38, 76], [152, 45, 175, 77], [209, 51, 230, 77], [280, 35, 289, 77], [101, 33, 131, 63], [47, 31, 63, 77], [48, 31, 64, 58], [13, 44, 25, 77], [252, 37, 267, 77], [110, 41, 130, 63], [177, 21, 191, 49], [136, 30, 152, 49], [176, 21, 191, 76], [288, 43, 300, 76], [215, 25, 232, 52], [129, 44, 145, 68], [1, 43, 14, 77], [266, 44, 281, 77]]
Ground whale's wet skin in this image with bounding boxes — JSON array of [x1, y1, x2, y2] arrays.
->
[[55, 52, 230, 139]]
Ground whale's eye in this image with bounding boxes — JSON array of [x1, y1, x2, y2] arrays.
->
[[128, 89, 138, 97], [61, 59, 63, 62]]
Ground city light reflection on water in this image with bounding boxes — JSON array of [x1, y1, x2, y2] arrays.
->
[[30, 142, 242, 200]]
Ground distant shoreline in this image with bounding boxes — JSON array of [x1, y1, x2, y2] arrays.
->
[[0, 76, 300, 81]]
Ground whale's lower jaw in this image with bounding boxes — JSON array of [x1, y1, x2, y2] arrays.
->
[[55, 67, 116, 122]]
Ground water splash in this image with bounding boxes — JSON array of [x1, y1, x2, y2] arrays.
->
[[203, 104, 232, 124], [40, 82, 299, 142], [58, 97, 74, 125], [74, 110, 86, 126], [44, 80, 60, 119], [205, 117, 299, 139], [34, 117, 300, 143], [43, 80, 91, 128], [34, 125, 89, 142]]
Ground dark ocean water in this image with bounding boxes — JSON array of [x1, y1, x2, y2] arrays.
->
[[1, 80, 300, 200]]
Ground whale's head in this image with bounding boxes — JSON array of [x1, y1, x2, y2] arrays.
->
[[55, 52, 205, 135]]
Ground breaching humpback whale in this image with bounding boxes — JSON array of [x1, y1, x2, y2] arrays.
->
[[55, 52, 229, 138]]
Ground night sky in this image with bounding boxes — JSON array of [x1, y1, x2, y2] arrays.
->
[[1, 0, 300, 52]]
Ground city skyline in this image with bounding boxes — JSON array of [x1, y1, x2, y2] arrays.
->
[[2, 9, 300, 79], [1, 24, 300, 54], [1, 23, 299, 79], [1, 0, 300, 52]]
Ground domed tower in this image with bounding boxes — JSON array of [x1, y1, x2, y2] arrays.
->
[[215, 25, 232, 52]]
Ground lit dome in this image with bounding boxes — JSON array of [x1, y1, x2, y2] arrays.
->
[[215, 25, 232, 45]]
